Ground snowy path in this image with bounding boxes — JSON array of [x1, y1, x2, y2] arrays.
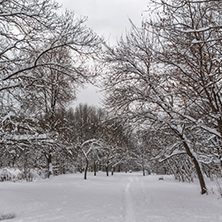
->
[[124, 177, 136, 222], [0, 172, 222, 222], [123, 174, 222, 222]]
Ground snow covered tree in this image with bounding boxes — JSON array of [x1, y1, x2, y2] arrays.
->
[[129, 127, 160, 176], [0, 0, 100, 93], [147, 0, 222, 170], [79, 139, 105, 179], [69, 104, 105, 144], [101, 0, 222, 194], [0, 0, 101, 176], [103, 21, 208, 194], [99, 116, 132, 173]]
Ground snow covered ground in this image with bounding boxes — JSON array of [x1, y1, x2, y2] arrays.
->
[[0, 172, 222, 222]]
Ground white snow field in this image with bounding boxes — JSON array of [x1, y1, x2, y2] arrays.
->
[[1, 172, 222, 222]]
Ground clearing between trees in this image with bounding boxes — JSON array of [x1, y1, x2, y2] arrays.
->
[[0, 172, 221, 222]]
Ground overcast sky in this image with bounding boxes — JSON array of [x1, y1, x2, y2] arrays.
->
[[57, 0, 149, 107]]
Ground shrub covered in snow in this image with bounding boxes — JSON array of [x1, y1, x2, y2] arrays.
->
[[0, 168, 24, 182], [0, 212, 16, 220], [0, 167, 44, 182]]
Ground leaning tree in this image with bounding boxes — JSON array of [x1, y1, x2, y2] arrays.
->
[[103, 22, 208, 194]]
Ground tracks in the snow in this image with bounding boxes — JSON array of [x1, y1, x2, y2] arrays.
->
[[123, 175, 151, 222], [124, 177, 136, 222]]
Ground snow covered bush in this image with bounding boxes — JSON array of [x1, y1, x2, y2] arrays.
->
[[26, 168, 46, 181], [0, 213, 16, 220], [0, 167, 45, 182], [0, 168, 24, 182]]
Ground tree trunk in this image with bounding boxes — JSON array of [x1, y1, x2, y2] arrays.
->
[[182, 141, 207, 194], [192, 155, 207, 194], [84, 158, 88, 180], [111, 167, 114, 176], [106, 166, 109, 177], [142, 159, 145, 176], [143, 167, 145, 176], [46, 152, 53, 178], [93, 162, 97, 176], [217, 119, 222, 176]]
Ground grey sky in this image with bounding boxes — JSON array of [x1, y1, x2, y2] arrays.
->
[[57, 0, 149, 107]]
